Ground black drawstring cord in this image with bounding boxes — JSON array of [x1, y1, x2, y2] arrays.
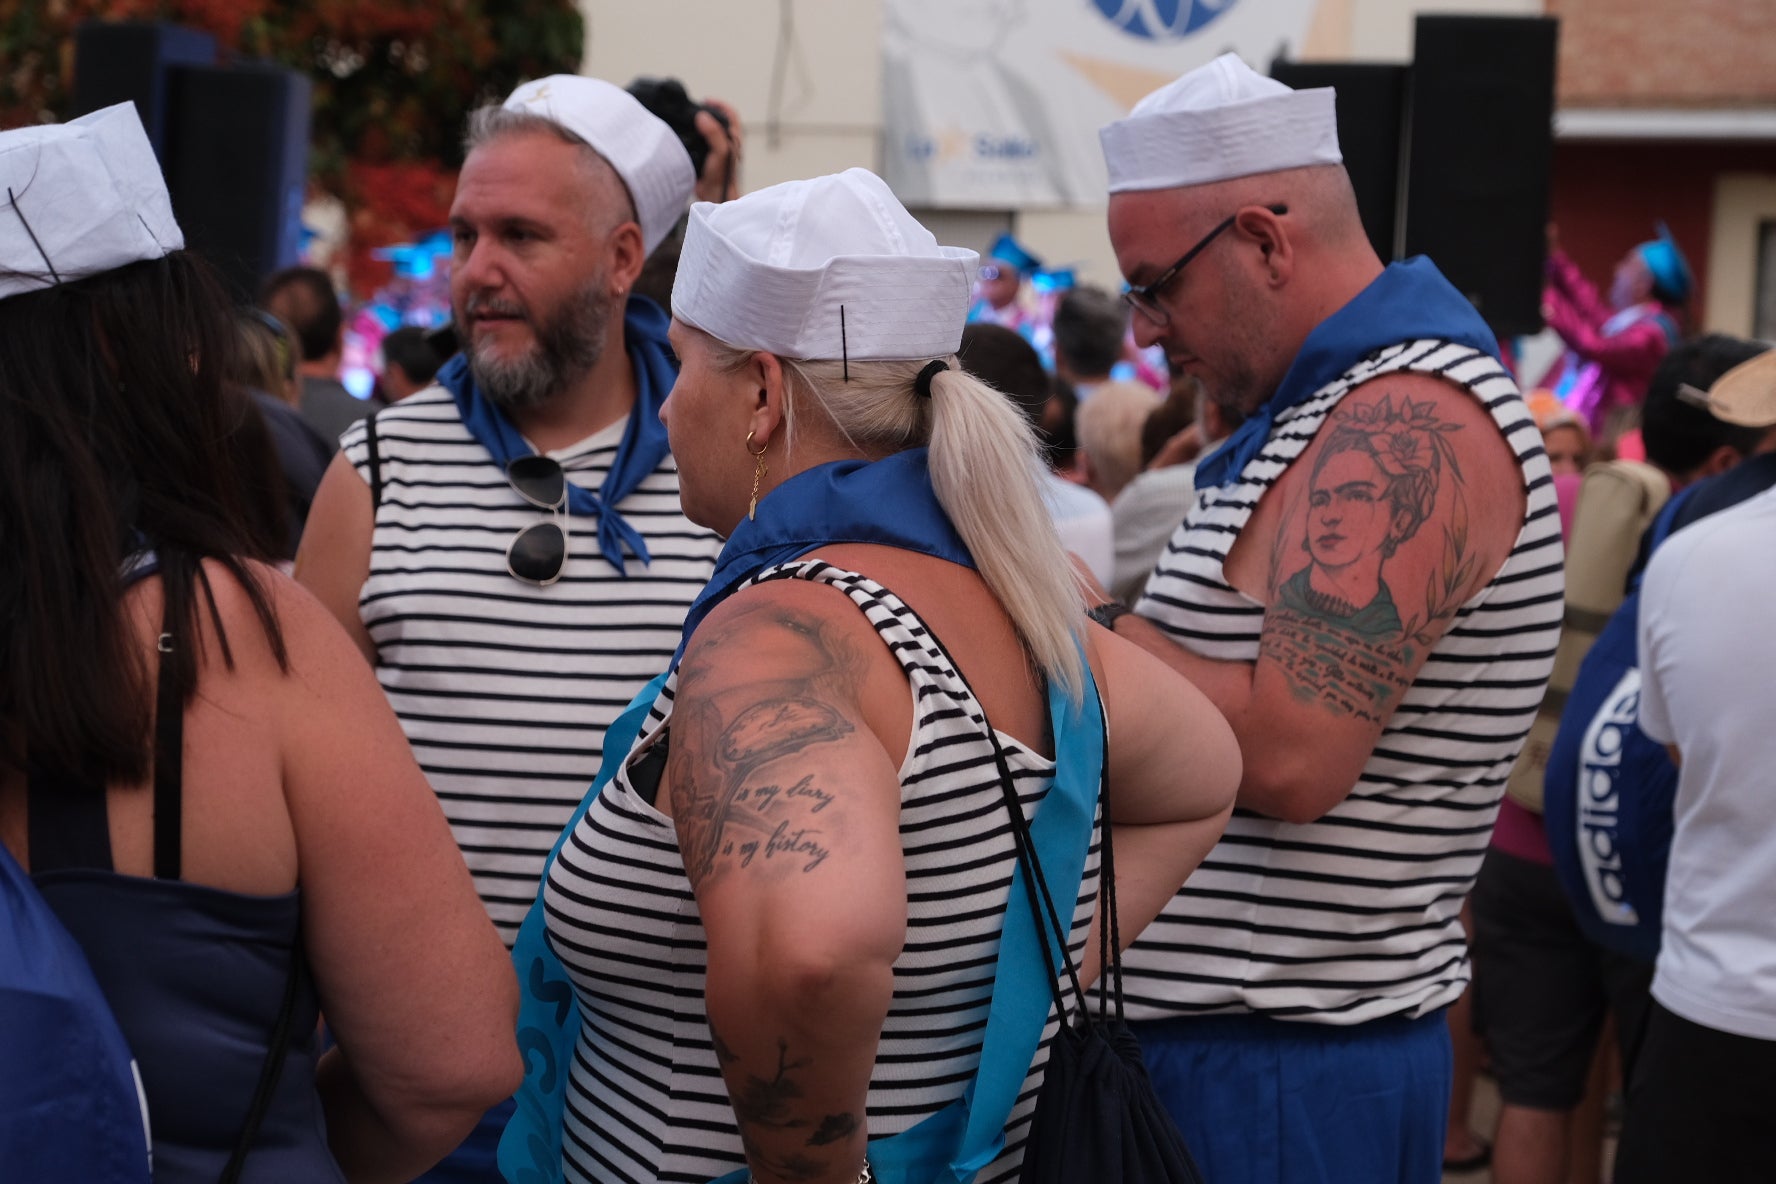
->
[[8, 186, 61, 284]]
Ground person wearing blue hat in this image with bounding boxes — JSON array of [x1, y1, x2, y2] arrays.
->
[[1544, 221, 1691, 448], [967, 231, 1044, 331]]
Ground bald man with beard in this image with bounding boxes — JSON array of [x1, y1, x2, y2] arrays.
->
[[1084, 55, 1563, 1184]]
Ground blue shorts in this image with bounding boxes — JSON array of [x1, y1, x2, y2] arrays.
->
[[1133, 1010, 1451, 1184], [408, 1096, 516, 1183]]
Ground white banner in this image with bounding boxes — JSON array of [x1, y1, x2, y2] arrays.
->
[[883, 0, 1322, 210]]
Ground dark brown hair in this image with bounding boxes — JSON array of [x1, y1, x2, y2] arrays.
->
[[0, 251, 287, 787]]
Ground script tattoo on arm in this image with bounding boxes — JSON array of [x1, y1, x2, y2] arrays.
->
[[1260, 391, 1477, 723], [711, 1025, 864, 1183], [671, 599, 864, 892]]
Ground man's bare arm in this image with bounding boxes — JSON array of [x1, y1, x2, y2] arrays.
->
[[1110, 373, 1526, 823], [294, 451, 378, 665]]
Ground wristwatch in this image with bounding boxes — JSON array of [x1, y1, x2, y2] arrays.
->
[[1087, 601, 1134, 632]]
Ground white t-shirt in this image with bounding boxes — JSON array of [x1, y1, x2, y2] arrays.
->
[[1638, 484, 1776, 1040], [1110, 463, 1198, 603], [1043, 470, 1114, 587]]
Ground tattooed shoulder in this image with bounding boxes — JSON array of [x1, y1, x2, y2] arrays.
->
[[1257, 379, 1515, 723], [670, 592, 873, 891]]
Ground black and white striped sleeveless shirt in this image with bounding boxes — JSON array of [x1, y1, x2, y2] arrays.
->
[[544, 560, 1101, 1184], [340, 388, 722, 943], [1124, 339, 1563, 1024]]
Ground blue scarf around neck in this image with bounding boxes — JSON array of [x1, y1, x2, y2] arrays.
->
[[439, 294, 678, 575], [672, 447, 974, 669], [1194, 256, 1502, 490]]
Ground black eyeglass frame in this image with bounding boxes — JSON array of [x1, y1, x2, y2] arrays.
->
[[1121, 203, 1288, 327], [504, 456, 571, 587]]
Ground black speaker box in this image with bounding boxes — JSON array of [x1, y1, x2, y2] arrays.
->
[[164, 64, 312, 298], [1269, 60, 1408, 263], [1403, 15, 1559, 338], [70, 22, 217, 156]]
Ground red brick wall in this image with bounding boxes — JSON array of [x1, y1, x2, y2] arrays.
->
[[1550, 141, 1776, 329], [1550, 0, 1776, 107]]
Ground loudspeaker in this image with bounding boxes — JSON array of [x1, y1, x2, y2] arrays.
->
[[70, 22, 217, 156], [1269, 60, 1408, 263], [1403, 15, 1559, 338], [164, 64, 312, 298]]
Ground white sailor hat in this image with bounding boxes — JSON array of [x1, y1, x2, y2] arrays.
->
[[503, 75, 696, 254], [0, 103, 183, 301], [672, 167, 976, 361], [1100, 52, 1342, 194]]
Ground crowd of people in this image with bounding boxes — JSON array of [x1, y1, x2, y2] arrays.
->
[[2, 43, 1770, 1184]]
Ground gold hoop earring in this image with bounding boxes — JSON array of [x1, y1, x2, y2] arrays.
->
[[746, 430, 769, 521]]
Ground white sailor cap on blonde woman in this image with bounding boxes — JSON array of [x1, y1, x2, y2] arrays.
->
[[670, 167, 1087, 693], [671, 167, 977, 365]]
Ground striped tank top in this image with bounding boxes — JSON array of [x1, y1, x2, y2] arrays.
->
[[340, 388, 722, 943], [544, 560, 1101, 1184], [1124, 338, 1563, 1024]]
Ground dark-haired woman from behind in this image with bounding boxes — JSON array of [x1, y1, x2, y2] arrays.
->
[[0, 105, 520, 1181]]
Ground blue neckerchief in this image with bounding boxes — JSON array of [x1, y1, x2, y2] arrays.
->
[[499, 447, 1103, 1184], [672, 448, 973, 669], [1195, 256, 1502, 490], [439, 294, 678, 575]]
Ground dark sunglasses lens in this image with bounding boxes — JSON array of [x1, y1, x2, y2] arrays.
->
[[508, 522, 567, 584], [507, 456, 566, 508]]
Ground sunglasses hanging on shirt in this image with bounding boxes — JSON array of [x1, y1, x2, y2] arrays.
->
[[505, 456, 570, 586]]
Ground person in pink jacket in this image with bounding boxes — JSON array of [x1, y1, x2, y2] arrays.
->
[[1543, 222, 1691, 449]]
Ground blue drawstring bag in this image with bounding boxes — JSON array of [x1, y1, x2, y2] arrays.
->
[[0, 840, 151, 1183]]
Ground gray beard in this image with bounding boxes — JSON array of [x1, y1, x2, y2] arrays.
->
[[464, 280, 615, 414]]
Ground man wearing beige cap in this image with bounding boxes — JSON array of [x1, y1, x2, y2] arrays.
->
[[1615, 346, 1776, 1182], [1085, 53, 1563, 1182], [296, 75, 735, 1179]]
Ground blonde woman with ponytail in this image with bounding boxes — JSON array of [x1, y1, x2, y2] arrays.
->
[[500, 169, 1239, 1184]]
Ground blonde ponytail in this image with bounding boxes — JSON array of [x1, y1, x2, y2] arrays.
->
[[701, 333, 1086, 696]]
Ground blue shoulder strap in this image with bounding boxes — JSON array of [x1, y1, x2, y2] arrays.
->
[[500, 663, 1103, 1184], [0, 841, 152, 1183]]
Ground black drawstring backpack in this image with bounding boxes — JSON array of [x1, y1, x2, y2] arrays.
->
[[983, 705, 1208, 1184]]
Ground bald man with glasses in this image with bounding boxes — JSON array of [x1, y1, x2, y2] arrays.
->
[[1083, 55, 1563, 1184]]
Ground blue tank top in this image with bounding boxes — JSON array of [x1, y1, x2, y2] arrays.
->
[[26, 552, 342, 1183]]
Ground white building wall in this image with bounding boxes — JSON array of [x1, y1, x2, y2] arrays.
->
[[577, 0, 1544, 287]]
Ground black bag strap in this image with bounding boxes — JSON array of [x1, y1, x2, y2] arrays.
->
[[364, 408, 384, 510], [151, 587, 183, 881], [148, 552, 306, 1183], [218, 939, 305, 1184], [916, 621, 1107, 1029], [1095, 754, 1125, 1025], [985, 713, 1096, 1025]]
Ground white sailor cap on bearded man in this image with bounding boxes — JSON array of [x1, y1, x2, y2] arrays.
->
[[672, 167, 977, 362], [504, 75, 696, 255], [0, 103, 183, 302], [1099, 52, 1341, 193]]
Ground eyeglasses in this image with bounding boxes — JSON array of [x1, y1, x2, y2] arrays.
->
[[505, 456, 570, 586], [1121, 203, 1288, 328]]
